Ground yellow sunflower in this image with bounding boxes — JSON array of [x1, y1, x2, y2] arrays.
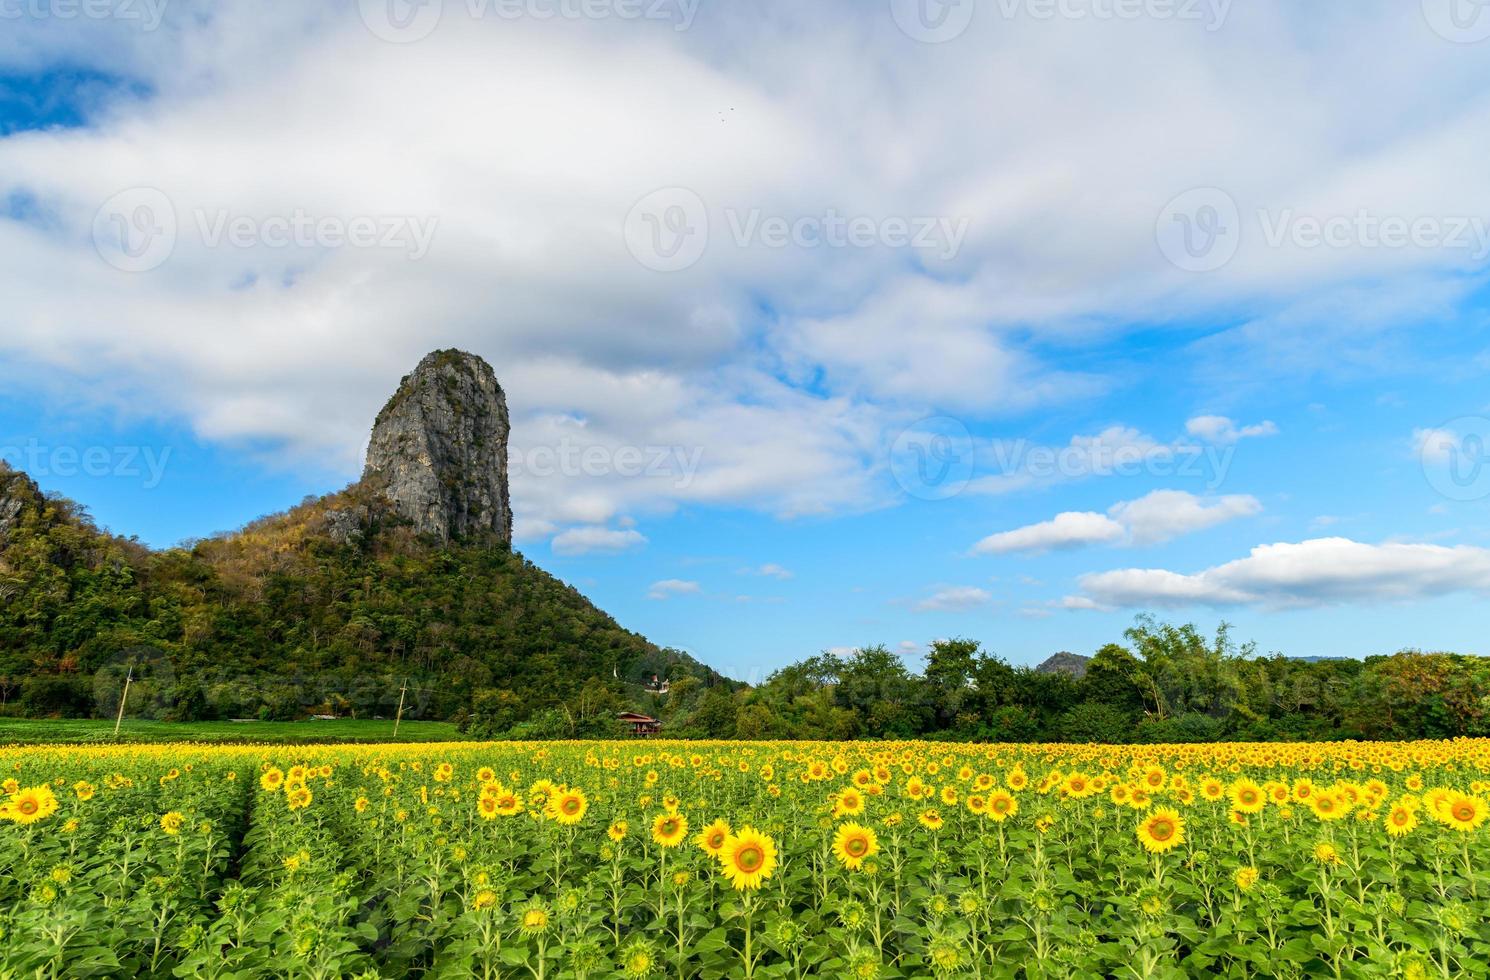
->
[[831, 822, 879, 871], [1135, 807, 1185, 854], [546, 787, 589, 826], [1228, 779, 1265, 815], [3, 785, 58, 826], [986, 789, 1019, 822], [1384, 803, 1417, 837], [718, 826, 777, 891], [834, 787, 866, 818], [652, 812, 689, 848], [696, 818, 731, 857], [1442, 793, 1488, 833]]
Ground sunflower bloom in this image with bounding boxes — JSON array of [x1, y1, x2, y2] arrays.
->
[[1136, 808, 1185, 854], [831, 822, 880, 871], [718, 826, 777, 891], [3, 785, 59, 826], [652, 812, 689, 848], [696, 818, 731, 857]]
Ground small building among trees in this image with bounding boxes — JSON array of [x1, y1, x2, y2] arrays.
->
[[618, 711, 661, 737]]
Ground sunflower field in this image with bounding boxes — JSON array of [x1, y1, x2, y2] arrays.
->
[[2, 739, 1489, 978]]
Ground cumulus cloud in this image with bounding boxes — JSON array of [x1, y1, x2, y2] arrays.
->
[[646, 578, 702, 600], [1185, 416, 1279, 445], [3, 1, 1490, 549], [1071, 538, 1490, 609], [913, 586, 993, 612], [973, 511, 1125, 555], [550, 526, 647, 556], [1109, 490, 1263, 546], [974, 490, 1261, 555]]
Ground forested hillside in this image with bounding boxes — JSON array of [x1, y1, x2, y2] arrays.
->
[[0, 464, 726, 727]]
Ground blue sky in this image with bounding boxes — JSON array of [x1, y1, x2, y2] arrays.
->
[[4, 1, 1490, 679]]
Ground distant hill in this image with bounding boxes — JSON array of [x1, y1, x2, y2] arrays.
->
[[0, 351, 728, 723], [1035, 652, 1091, 679]]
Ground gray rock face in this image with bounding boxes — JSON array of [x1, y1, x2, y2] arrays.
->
[[362, 350, 512, 544], [0, 463, 41, 543]]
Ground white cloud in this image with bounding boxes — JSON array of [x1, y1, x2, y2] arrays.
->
[[913, 586, 993, 612], [1109, 490, 1263, 546], [3, 1, 1490, 548], [973, 511, 1125, 555], [1073, 537, 1490, 609], [646, 578, 702, 600], [975, 490, 1260, 554], [550, 526, 647, 556], [1185, 416, 1279, 445], [751, 563, 794, 579]]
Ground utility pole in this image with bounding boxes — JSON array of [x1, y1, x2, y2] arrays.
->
[[393, 679, 408, 739], [113, 666, 133, 739]]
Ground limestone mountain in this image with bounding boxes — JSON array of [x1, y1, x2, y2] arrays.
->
[[1036, 652, 1091, 679], [0, 352, 727, 725], [363, 349, 512, 543]]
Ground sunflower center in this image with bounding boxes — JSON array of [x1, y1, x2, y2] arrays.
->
[[563, 799, 580, 814], [1151, 820, 1173, 840], [737, 845, 762, 870], [847, 837, 866, 856], [1454, 803, 1474, 821], [19, 800, 37, 815]]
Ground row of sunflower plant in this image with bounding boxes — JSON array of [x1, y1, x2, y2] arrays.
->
[[3, 738, 1490, 977]]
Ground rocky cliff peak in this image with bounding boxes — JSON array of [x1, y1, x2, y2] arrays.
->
[[362, 349, 512, 544], [0, 461, 43, 543]]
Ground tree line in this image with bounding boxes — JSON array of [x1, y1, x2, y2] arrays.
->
[[481, 616, 1490, 743]]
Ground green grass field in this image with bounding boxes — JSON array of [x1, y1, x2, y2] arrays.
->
[[0, 717, 463, 746]]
